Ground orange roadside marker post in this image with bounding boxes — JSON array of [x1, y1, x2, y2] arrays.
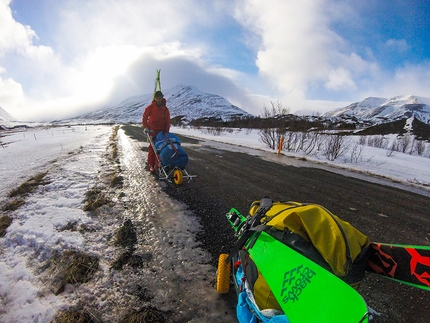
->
[[277, 136, 284, 154]]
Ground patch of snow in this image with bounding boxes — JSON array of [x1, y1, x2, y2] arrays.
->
[[1, 125, 111, 322]]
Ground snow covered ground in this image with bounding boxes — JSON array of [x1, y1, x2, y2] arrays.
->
[[0, 125, 235, 322], [0, 125, 112, 322], [0, 124, 429, 322], [173, 126, 430, 196]]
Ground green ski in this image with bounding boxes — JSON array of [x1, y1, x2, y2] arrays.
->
[[248, 231, 369, 323]]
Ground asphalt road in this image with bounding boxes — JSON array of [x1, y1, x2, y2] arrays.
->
[[122, 125, 430, 323]]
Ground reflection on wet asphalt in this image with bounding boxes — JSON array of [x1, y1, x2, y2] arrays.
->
[[118, 129, 236, 322]]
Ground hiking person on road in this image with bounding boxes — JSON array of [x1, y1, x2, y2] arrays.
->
[[142, 90, 171, 172]]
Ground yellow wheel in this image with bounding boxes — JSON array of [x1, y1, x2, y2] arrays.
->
[[173, 169, 183, 185], [216, 253, 231, 294]]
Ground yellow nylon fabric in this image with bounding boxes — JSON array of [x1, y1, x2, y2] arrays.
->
[[253, 270, 283, 311], [249, 202, 370, 277]]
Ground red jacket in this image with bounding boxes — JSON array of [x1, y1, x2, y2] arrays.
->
[[142, 99, 171, 135]]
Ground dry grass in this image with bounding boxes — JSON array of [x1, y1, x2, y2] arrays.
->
[[118, 307, 167, 323], [109, 174, 124, 188], [110, 250, 133, 270], [2, 198, 25, 211], [110, 251, 147, 270], [8, 171, 50, 198], [54, 308, 97, 323], [46, 250, 99, 295], [1, 172, 46, 211], [53, 303, 167, 323], [83, 188, 110, 212], [82, 126, 123, 212], [0, 214, 12, 237], [108, 125, 120, 163], [113, 219, 137, 250], [60, 221, 78, 232], [111, 220, 147, 270]]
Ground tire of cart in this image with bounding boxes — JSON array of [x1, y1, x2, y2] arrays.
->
[[173, 169, 183, 185], [216, 253, 231, 294]]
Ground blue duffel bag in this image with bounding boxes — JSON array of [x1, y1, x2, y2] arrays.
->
[[154, 132, 188, 169]]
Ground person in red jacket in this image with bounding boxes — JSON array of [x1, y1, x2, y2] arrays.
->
[[142, 90, 171, 172]]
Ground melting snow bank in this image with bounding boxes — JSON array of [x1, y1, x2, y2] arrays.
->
[[0, 125, 111, 322], [0, 125, 235, 323]]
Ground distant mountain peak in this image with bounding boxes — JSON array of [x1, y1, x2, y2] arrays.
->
[[0, 107, 19, 129], [0, 106, 17, 122], [60, 84, 252, 124], [323, 95, 430, 124], [169, 84, 199, 93]]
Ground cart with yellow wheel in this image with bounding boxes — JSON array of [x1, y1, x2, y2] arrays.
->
[[147, 131, 196, 185]]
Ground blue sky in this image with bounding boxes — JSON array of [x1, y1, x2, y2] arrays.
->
[[1, 0, 429, 121]]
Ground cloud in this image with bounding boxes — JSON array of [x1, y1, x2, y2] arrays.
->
[[0, 0, 268, 120], [0, 0, 65, 118], [54, 1, 190, 56], [97, 45, 265, 116], [325, 68, 356, 91], [0, 0, 55, 64], [385, 38, 410, 53], [0, 76, 25, 108], [366, 62, 430, 99], [235, 1, 340, 91], [1, 0, 430, 121], [232, 0, 430, 112], [0, 0, 34, 55], [5, 41, 264, 121]]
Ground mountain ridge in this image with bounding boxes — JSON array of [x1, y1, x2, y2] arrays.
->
[[1, 87, 430, 130], [0, 106, 17, 122], [62, 90, 430, 126], [58, 84, 252, 124], [323, 95, 430, 124]]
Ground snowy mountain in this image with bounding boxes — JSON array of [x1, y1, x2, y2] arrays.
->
[[323, 95, 430, 124], [61, 85, 252, 124], [0, 106, 18, 129], [0, 106, 17, 122]]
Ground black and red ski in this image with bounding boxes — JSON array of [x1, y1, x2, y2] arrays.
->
[[367, 242, 430, 291]]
